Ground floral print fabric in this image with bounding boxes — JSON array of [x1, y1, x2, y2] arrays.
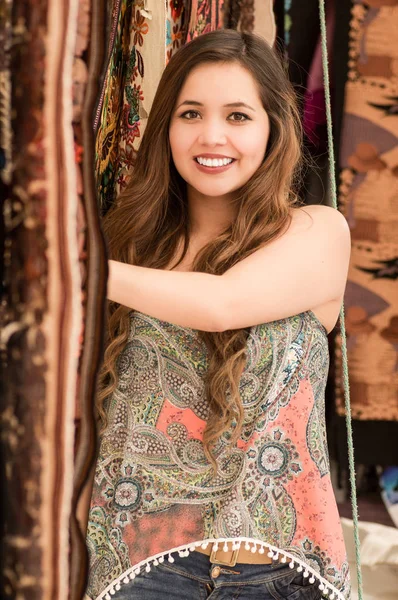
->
[[85, 309, 350, 599], [95, 0, 187, 214]]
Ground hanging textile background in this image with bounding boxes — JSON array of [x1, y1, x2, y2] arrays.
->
[[333, 1, 398, 467], [70, 1, 110, 598], [186, 0, 224, 41], [0, 0, 108, 598], [0, 1, 12, 594], [223, 0, 275, 41], [94, 0, 181, 214], [272, 0, 336, 210]]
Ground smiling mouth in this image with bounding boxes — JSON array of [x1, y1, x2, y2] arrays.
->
[[194, 157, 236, 168]]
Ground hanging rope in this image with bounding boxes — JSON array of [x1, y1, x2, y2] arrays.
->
[[318, 1, 363, 598]]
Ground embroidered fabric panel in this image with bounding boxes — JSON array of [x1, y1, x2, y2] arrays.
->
[[334, 2, 398, 423], [185, 0, 225, 43], [94, 0, 187, 214], [85, 311, 351, 599]]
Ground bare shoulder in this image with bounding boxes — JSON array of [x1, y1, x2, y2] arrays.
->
[[290, 204, 351, 237], [284, 204, 351, 264], [263, 204, 351, 264], [289, 204, 351, 298]]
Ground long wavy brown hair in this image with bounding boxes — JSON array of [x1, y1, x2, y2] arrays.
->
[[97, 29, 304, 476]]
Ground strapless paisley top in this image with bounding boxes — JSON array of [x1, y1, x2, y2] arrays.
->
[[85, 309, 350, 600]]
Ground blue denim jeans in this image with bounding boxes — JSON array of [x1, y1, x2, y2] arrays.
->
[[110, 548, 323, 599]]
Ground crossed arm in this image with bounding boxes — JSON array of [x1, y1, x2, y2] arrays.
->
[[107, 205, 351, 332]]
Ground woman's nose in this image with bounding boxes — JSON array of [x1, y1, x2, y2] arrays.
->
[[198, 120, 227, 145]]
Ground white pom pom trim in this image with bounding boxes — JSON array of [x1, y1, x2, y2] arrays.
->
[[95, 536, 345, 600]]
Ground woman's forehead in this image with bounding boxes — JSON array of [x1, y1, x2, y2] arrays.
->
[[176, 63, 262, 106]]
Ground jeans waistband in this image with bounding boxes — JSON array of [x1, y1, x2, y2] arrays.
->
[[159, 548, 295, 585]]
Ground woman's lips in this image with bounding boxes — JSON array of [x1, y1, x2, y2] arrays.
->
[[193, 158, 236, 174]]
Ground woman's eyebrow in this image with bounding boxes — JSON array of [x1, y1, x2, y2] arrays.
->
[[176, 100, 256, 111]]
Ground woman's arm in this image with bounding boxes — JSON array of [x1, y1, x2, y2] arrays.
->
[[107, 205, 350, 333], [107, 260, 224, 331]]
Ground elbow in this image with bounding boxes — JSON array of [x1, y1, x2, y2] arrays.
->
[[207, 275, 231, 333], [210, 281, 233, 333], [207, 306, 227, 332], [213, 317, 227, 333]]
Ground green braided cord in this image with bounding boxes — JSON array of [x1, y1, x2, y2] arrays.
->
[[318, 1, 364, 598]]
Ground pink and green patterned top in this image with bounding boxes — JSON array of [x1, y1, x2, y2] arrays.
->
[[85, 309, 351, 600]]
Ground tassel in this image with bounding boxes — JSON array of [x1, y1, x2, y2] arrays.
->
[[105, 595, 111, 600], [168, 554, 175, 563], [223, 542, 229, 552], [267, 550, 273, 558], [145, 563, 151, 572], [281, 555, 287, 563], [258, 545, 265, 554], [123, 576, 129, 583], [303, 570, 309, 578], [244, 541, 251, 550], [188, 0, 199, 33], [159, 556, 165, 563], [115, 583, 121, 591], [251, 543, 257, 553], [297, 565, 303, 572], [153, 559, 159, 566], [129, 572, 136, 580], [213, 542, 219, 551], [289, 560, 295, 569], [309, 575, 315, 584], [201, 541, 209, 549]]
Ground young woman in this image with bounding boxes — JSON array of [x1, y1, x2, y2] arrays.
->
[[85, 29, 351, 600]]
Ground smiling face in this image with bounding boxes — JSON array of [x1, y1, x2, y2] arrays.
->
[[168, 61, 270, 204]]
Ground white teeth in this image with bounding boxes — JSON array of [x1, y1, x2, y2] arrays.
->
[[196, 157, 233, 167]]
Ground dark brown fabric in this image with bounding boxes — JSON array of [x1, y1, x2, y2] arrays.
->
[[70, 0, 108, 597], [1, 1, 51, 596], [0, 0, 108, 598]]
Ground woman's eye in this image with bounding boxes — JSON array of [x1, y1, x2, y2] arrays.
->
[[179, 111, 251, 121], [180, 110, 200, 119], [229, 112, 250, 122]]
